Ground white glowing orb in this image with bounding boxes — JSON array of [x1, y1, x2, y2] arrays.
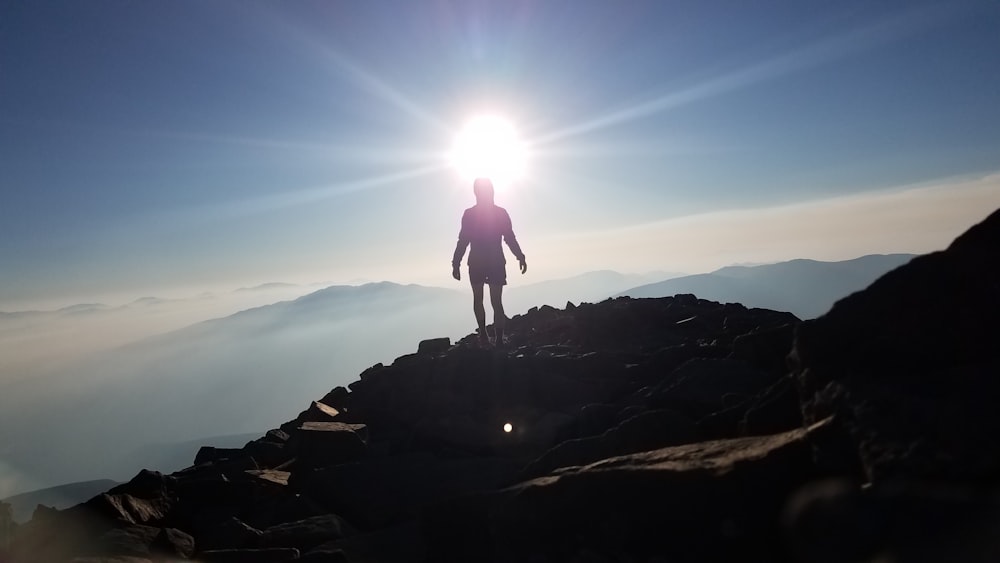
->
[[503, 422, 513, 433], [448, 115, 527, 187]]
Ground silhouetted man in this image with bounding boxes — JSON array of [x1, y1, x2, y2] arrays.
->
[[452, 178, 527, 347]]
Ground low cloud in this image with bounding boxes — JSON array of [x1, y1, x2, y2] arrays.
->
[[540, 172, 1000, 274]]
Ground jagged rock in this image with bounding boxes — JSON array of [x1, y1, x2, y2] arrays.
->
[[302, 522, 423, 563], [490, 418, 834, 562], [195, 516, 262, 551], [792, 207, 1000, 482], [198, 547, 300, 562], [243, 439, 290, 469], [291, 453, 521, 529], [236, 493, 328, 532], [258, 514, 354, 550], [279, 401, 343, 434], [92, 525, 160, 557], [177, 455, 259, 482], [85, 470, 175, 526], [417, 337, 451, 356], [298, 401, 342, 424], [194, 446, 246, 466], [290, 422, 368, 469], [319, 386, 351, 411], [245, 469, 290, 487], [151, 527, 195, 559]]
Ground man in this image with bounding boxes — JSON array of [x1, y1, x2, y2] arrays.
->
[[452, 177, 527, 347]]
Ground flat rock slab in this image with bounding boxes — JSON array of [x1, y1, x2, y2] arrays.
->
[[492, 418, 833, 562], [245, 469, 291, 486]]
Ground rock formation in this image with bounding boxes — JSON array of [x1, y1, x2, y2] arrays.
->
[[3, 208, 999, 563]]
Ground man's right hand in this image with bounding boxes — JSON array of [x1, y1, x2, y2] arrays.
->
[[452, 265, 461, 281]]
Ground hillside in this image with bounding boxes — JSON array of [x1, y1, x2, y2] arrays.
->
[[619, 254, 915, 319], [2, 208, 998, 562]]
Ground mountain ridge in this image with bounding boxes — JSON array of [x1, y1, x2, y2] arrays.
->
[[619, 253, 915, 319]]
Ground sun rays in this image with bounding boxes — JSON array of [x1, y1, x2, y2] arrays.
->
[[159, 1, 959, 222]]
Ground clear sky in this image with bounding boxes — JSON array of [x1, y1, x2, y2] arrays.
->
[[3, 0, 1000, 310]]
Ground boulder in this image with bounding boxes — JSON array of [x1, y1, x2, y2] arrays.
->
[[151, 527, 195, 559], [290, 422, 368, 469], [258, 514, 354, 550], [417, 337, 451, 356], [92, 525, 160, 557], [491, 418, 834, 562], [85, 470, 175, 526], [303, 522, 423, 563], [194, 447, 246, 466], [195, 516, 262, 551], [792, 207, 1000, 482], [291, 453, 521, 529]]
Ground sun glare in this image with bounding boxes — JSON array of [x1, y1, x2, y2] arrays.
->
[[448, 115, 527, 188]]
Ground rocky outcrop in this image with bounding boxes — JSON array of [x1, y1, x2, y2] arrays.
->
[[792, 208, 1000, 483], [6, 207, 999, 562]]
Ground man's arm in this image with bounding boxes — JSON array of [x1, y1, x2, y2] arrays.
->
[[501, 209, 527, 274], [452, 210, 470, 280]]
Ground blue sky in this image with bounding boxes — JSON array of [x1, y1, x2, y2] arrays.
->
[[3, 0, 1000, 309]]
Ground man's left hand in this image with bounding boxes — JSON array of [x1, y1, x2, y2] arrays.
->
[[519, 258, 527, 274]]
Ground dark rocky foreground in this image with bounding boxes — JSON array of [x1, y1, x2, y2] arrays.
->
[[3, 209, 999, 563]]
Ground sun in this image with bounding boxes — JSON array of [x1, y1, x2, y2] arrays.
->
[[447, 115, 527, 188]]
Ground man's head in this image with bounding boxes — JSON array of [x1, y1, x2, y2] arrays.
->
[[473, 177, 495, 205]]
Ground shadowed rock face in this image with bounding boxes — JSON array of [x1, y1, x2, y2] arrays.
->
[[5, 208, 999, 563], [792, 208, 1000, 483]]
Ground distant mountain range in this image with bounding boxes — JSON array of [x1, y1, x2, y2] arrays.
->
[[618, 254, 916, 319], [0, 256, 916, 495]]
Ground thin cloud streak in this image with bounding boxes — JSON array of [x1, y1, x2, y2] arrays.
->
[[289, 31, 453, 135], [140, 129, 439, 164], [159, 163, 445, 225], [536, 5, 955, 145]]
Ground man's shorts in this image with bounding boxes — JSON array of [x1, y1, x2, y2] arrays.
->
[[468, 262, 507, 285]]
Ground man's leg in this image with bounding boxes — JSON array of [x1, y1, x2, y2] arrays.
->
[[471, 281, 488, 343], [488, 282, 505, 346]]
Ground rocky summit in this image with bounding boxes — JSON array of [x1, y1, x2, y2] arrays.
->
[[3, 208, 1000, 563]]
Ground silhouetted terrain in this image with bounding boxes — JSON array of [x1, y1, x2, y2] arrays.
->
[[504, 269, 681, 314], [3, 209, 997, 562], [1, 481, 119, 524], [619, 254, 915, 318]]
